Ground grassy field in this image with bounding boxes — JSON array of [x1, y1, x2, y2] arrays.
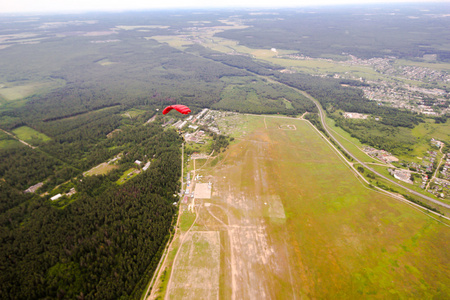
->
[[324, 117, 379, 164], [167, 231, 220, 299], [122, 108, 147, 119], [0, 79, 65, 101], [116, 168, 139, 185], [148, 36, 193, 50], [83, 162, 118, 176], [179, 210, 197, 232], [0, 139, 21, 149], [164, 114, 450, 299], [0, 130, 21, 149], [411, 119, 450, 151], [12, 126, 51, 145]]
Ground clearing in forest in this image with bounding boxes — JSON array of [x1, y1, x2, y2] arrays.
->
[[162, 115, 450, 299], [12, 126, 51, 145], [83, 162, 118, 176]]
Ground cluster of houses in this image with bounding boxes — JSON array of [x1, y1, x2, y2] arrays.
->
[[165, 108, 226, 144], [409, 151, 436, 174], [184, 130, 206, 144], [439, 153, 450, 181], [431, 138, 444, 149], [428, 179, 449, 199]]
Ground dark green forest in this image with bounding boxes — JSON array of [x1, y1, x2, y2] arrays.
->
[[216, 4, 450, 61], [0, 126, 182, 299]]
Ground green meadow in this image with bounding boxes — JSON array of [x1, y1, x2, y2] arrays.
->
[[0, 130, 21, 149], [217, 115, 450, 298], [116, 168, 139, 185], [12, 126, 51, 145]]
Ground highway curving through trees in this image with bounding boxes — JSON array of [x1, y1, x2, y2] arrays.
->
[[299, 91, 450, 211]]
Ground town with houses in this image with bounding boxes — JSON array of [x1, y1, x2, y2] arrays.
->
[[280, 53, 450, 116], [364, 137, 450, 200]]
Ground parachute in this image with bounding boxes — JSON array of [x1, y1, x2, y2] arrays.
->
[[162, 105, 191, 115]]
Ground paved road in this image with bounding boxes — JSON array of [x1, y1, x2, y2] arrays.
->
[[299, 91, 450, 210]]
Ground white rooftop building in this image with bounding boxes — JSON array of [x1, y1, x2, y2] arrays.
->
[[51, 194, 62, 201]]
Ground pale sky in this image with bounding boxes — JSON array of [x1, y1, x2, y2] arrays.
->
[[1, 0, 449, 14]]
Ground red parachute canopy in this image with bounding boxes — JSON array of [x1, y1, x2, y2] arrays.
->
[[162, 105, 191, 115]]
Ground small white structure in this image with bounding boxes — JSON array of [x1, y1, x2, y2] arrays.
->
[[143, 161, 151, 171], [178, 121, 187, 129], [51, 194, 62, 201], [135, 160, 142, 165]]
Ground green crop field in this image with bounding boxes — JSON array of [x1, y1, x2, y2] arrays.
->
[[165, 114, 450, 299], [12, 126, 51, 145]]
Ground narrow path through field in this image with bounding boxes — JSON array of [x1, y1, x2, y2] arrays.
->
[[0, 128, 36, 149], [163, 207, 200, 300]]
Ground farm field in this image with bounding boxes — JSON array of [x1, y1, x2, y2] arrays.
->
[[163, 115, 450, 299]]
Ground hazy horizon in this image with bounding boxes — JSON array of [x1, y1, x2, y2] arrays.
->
[[2, 0, 449, 14]]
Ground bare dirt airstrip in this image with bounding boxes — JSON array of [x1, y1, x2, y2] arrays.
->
[[151, 115, 450, 299]]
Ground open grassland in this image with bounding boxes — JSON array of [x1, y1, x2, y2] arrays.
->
[[12, 126, 51, 145], [149, 36, 194, 50], [117, 168, 139, 185], [0, 131, 21, 149], [0, 79, 65, 101], [0, 139, 21, 149], [165, 114, 450, 299], [83, 162, 118, 176], [411, 119, 450, 150], [324, 117, 379, 164], [179, 211, 197, 232], [122, 108, 147, 119], [167, 231, 220, 299]]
